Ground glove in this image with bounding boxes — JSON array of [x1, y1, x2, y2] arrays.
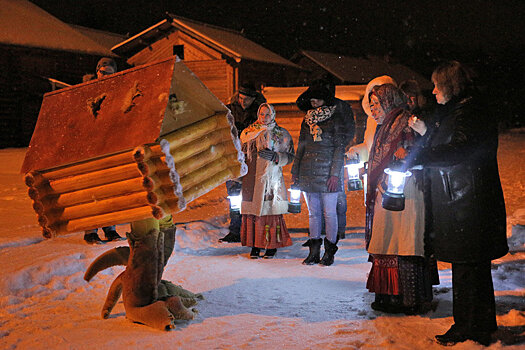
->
[[258, 148, 278, 163], [345, 147, 359, 160], [394, 147, 407, 160], [326, 176, 339, 192]]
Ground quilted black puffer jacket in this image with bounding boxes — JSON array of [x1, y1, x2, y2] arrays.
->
[[291, 105, 346, 193]]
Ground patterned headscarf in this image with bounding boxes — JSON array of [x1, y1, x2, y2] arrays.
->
[[370, 83, 408, 116], [240, 103, 278, 160], [362, 76, 397, 117]]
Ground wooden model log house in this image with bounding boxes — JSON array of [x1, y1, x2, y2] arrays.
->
[[21, 57, 247, 238]]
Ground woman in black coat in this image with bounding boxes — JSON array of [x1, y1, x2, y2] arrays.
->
[[291, 85, 346, 266], [409, 61, 508, 346]]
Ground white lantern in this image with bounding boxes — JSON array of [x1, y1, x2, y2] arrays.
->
[[382, 166, 412, 211], [288, 186, 301, 213], [344, 157, 364, 191], [227, 194, 242, 213]]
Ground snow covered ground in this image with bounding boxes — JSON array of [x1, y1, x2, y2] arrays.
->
[[0, 131, 524, 349]]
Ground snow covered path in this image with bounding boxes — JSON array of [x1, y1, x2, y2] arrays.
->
[[0, 132, 524, 349]]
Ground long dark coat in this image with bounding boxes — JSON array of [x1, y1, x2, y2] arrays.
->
[[419, 93, 508, 263], [291, 105, 346, 193]]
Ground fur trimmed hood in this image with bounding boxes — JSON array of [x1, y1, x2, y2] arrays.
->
[[361, 75, 397, 117]]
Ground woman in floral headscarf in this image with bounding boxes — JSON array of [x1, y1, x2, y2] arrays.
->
[[364, 83, 436, 315], [239, 103, 295, 259]]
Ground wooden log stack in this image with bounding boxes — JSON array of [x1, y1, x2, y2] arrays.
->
[[25, 112, 246, 238]]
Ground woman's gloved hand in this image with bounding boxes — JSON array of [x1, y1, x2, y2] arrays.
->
[[258, 148, 279, 163], [326, 176, 339, 192], [394, 147, 408, 160], [345, 147, 359, 159]]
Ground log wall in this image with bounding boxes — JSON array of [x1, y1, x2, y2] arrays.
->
[[24, 112, 244, 237]]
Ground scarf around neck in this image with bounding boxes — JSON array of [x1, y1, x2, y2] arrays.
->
[[304, 105, 336, 142], [240, 104, 279, 161]]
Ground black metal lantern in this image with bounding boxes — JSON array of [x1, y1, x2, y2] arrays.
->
[[344, 156, 364, 191], [288, 185, 301, 213], [381, 162, 412, 211]]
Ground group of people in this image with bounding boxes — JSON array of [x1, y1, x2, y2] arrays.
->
[[82, 56, 507, 346], [219, 80, 356, 265], [220, 60, 507, 346]]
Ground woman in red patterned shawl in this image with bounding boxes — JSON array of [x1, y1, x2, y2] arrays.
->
[[365, 83, 436, 315]]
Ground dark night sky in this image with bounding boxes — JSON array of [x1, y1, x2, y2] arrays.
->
[[28, 0, 525, 125], [29, 0, 524, 62]]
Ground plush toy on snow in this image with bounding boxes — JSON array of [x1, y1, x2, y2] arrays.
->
[[84, 220, 203, 330]]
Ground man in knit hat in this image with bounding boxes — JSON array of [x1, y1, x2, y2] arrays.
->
[[83, 57, 124, 244], [219, 83, 266, 243], [96, 57, 117, 78]]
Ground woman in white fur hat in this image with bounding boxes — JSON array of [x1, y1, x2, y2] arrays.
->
[[346, 75, 397, 162]]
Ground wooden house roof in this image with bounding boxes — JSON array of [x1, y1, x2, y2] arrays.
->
[[21, 57, 228, 173], [298, 50, 432, 89], [0, 0, 114, 56], [112, 14, 298, 68]]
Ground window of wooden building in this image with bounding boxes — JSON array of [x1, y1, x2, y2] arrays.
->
[[173, 45, 184, 60]]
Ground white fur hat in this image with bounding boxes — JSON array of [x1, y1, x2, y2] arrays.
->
[[361, 75, 397, 117]]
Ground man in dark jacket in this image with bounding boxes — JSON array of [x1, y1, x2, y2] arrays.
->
[[83, 57, 124, 244], [296, 79, 355, 239], [219, 84, 266, 243], [409, 61, 508, 346]]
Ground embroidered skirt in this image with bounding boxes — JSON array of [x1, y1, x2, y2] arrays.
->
[[241, 214, 292, 249], [366, 254, 436, 307]]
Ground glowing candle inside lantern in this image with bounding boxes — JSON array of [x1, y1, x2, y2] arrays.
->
[[228, 194, 242, 212], [344, 157, 364, 191], [288, 186, 301, 213], [382, 167, 412, 211]]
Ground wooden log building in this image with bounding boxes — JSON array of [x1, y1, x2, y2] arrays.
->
[[111, 14, 304, 103]]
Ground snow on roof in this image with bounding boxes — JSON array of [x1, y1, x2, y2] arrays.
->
[[0, 0, 114, 56], [21, 58, 227, 173], [69, 24, 127, 51], [300, 50, 432, 89], [112, 14, 299, 68], [111, 19, 174, 56], [263, 85, 367, 104]]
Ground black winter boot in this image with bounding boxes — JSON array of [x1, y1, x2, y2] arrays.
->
[[249, 247, 261, 259], [219, 231, 241, 243], [320, 237, 338, 266], [219, 212, 241, 242], [263, 248, 277, 259], [104, 230, 125, 241], [302, 238, 322, 265], [84, 232, 104, 244]]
